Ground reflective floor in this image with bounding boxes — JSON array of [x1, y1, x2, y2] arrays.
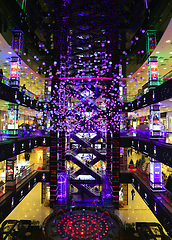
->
[[1, 183, 170, 237]]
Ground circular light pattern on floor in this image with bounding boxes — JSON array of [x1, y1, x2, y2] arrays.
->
[[56, 211, 110, 240]]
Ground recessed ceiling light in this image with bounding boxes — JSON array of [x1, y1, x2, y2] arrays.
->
[[142, 67, 145, 69], [170, 52, 172, 54], [137, 73, 140, 74], [164, 68, 167, 69], [166, 40, 170, 43], [5, 60, 9, 62], [156, 51, 160, 54], [160, 60, 163, 62], [8, 52, 12, 54]]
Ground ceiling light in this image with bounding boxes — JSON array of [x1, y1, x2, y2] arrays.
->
[[166, 40, 170, 43], [5, 60, 9, 62], [170, 52, 172, 54], [160, 60, 163, 62], [8, 52, 12, 54], [156, 51, 160, 54], [137, 73, 140, 74], [164, 68, 167, 69]]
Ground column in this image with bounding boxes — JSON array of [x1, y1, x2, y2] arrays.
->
[[150, 158, 163, 191], [10, 30, 23, 89]]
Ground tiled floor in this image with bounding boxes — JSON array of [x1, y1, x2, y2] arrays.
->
[[1, 183, 53, 225], [115, 184, 169, 236], [1, 183, 170, 237]]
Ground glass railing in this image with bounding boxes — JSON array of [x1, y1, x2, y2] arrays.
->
[[120, 164, 172, 208], [122, 70, 172, 103], [0, 163, 49, 202], [120, 95, 136, 103], [0, 129, 50, 141], [159, 70, 172, 85], [0, 74, 49, 101], [120, 130, 170, 143]]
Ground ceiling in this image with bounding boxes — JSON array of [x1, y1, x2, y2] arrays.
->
[[0, 34, 45, 97], [127, 18, 172, 97]]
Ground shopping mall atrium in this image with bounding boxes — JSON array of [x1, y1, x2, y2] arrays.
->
[[0, 0, 172, 239]]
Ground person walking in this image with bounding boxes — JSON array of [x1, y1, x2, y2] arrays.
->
[[131, 189, 135, 200]]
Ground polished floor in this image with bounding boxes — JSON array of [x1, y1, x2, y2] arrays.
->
[[1, 183, 53, 226], [1, 183, 169, 238]]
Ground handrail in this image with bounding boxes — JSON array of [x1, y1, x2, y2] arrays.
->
[[0, 73, 49, 101], [0, 163, 49, 202], [0, 129, 50, 141]]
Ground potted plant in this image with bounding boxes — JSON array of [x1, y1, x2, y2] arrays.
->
[[31, 220, 40, 229]]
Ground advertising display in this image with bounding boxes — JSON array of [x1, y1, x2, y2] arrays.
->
[[150, 105, 161, 137], [6, 159, 14, 181], [150, 158, 162, 191], [7, 105, 18, 130]]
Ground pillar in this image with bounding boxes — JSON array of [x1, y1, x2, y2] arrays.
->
[[150, 158, 163, 191]]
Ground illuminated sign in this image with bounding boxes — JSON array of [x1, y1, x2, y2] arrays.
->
[[148, 56, 159, 89], [146, 30, 157, 56], [12, 30, 23, 57]]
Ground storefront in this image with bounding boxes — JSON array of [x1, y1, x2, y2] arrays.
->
[[0, 147, 50, 183]]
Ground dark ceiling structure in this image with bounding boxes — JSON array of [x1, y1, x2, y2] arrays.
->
[[0, 0, 171, 78]]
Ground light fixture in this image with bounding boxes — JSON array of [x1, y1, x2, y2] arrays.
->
[[166, 40, 170, 43], [156, 51, 160, 54], [8, 52, 12, 54]]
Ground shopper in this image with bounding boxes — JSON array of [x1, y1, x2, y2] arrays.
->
[[131, 189, 135, 200]]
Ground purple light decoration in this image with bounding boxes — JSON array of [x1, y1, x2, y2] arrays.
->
[[142, 29, 145, 33], [135, 37, 139, 40]]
